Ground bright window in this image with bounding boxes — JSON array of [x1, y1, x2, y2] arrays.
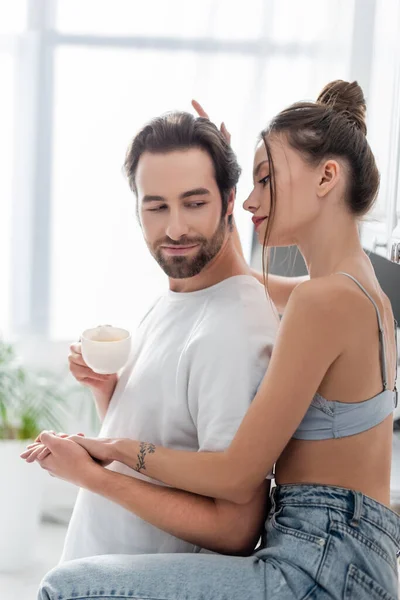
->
[[0, 53, 16, 335], [49, 0, 355, 339], [11, 0, 398, 341]]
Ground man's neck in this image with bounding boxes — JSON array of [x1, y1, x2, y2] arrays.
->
[[169, 238, 251, 293]]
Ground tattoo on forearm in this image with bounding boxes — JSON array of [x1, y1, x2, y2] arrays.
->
[[135, 442, 156, 472]]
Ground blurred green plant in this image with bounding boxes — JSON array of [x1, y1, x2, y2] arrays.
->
[[0, 337, 80, 440]]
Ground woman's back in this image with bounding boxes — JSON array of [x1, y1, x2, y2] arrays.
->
[[276, 256, 398, 506]]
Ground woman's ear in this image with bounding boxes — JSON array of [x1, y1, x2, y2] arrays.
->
[[317, 160, 341, 198]]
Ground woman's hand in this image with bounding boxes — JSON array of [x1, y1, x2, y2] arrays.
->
[[191, 100, 231, 145], [20, 431, 85, 462], [68, 434, 116, 467], [22, 432, 102, 487]]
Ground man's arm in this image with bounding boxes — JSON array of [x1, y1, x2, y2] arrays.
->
[[84, 463, 269, 555], [26, 433, 268, 556], [91, 385, 117, 422], [68, 343, 118, 422]]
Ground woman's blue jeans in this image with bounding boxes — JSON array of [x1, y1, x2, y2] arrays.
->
[[38, 483, 400, 600]]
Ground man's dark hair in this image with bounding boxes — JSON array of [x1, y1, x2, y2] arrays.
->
[[124, 112, 241, 226]]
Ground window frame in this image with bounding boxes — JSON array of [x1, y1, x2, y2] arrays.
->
[[8, 0, 381, 342]]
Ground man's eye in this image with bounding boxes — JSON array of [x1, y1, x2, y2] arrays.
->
[[187, 202, 206, 208], [258, 175, 270, 187], [147, 206, 167, 212]]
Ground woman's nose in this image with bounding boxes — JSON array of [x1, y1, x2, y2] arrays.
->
[[243, 194, 257, 214]]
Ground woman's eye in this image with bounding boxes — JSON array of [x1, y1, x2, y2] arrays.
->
[[258, 175, 270, 187]]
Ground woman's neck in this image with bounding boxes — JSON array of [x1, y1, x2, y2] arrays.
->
[[296, 209, 364, 279]]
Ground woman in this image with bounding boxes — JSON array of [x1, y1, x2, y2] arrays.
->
[[38, 80, 399, 599]]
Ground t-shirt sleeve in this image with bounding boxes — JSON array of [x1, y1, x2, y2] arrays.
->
[[186, 305, 275, 452]]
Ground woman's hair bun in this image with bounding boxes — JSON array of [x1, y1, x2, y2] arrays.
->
[[317, 80, 367, 135]]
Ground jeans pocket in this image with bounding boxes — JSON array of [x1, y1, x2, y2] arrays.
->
[[271, 506, 327, 546], [344, 564, 397, 600], [329, 520, 398, 573]]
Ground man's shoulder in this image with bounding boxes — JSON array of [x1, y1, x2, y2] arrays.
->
[[207, 275, 278, 323], [137, 296, 164, 329], [189, 276, 279, 347]]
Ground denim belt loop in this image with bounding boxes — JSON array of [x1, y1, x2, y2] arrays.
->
[[270, 485, 278, 513], [349, 491, 363, 528]]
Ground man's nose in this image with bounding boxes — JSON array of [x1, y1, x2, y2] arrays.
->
[[165, 211, 190, 240]]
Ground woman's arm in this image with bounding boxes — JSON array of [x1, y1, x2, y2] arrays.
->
[[254, 271, 309, 314], [75, 280, 344, 504]]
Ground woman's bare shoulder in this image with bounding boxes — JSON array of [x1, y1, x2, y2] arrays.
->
[[286, 274, 359, 316]]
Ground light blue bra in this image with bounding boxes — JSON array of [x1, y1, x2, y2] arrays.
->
[[293, 272, 398, 441]]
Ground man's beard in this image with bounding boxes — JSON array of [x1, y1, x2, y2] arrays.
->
[[150, 217, 226, 279]]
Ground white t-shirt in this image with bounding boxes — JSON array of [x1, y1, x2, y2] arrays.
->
[[61, 275, 278, 561]]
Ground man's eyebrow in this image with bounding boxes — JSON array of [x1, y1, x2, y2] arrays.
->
[[253, 160, 269, 178], [179, 187, 211, 199], [142, 188, 211, 203], [142, 194, 165, 203]]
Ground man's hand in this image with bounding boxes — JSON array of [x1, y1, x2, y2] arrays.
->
[[21, 432, 115, 467], [69, 342, 118, 393], [21, 432, 101, 486], [20, 431, 85, 463], [69, 342, 119, 422]]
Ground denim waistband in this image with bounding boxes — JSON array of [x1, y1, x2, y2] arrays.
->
[[272, 483, 400, 546]]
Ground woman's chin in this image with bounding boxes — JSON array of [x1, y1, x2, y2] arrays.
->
[[256, 224, 274, 244], [256, 229, 292, 248]]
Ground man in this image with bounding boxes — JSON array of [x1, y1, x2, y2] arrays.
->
[[23, 112, 299, 561]]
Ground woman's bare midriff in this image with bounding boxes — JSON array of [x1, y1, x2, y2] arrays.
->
[[275, 416, 393, 507]]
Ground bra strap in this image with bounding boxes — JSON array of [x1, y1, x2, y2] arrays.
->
[[336, 272, 389, 390], [394, 320, 398, 408]]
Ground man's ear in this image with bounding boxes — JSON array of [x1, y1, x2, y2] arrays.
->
[[317, 160, 341, 198], [135, 200, 143, 228], [226, 188, 236, 216]]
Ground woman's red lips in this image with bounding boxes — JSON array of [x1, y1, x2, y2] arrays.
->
[[252, 216, 268, 229]]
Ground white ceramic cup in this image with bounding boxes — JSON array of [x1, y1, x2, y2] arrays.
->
[[81, 325, 131, 374]]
